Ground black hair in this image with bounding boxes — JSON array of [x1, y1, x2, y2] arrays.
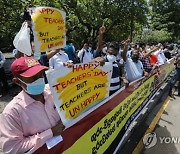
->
[[107, 42, 119, 51], [22, 8, 32, 22]]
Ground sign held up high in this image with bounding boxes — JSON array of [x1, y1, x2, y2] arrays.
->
[[30, 7, 66, 52]]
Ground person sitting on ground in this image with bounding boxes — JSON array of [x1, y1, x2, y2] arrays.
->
[[123, 39, 148, 83], [0, 57, 64, 154]]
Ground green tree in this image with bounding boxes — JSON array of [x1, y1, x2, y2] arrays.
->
[[149, 0, 180, 41], [0, 0, 149, 51]]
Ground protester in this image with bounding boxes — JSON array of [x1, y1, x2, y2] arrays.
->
[[49, 48, 72, 69], [78, 42, 93, 63], [92, 25, 128, 95], [153, 44, 167, 66], [65, 40, 78, 63], [169, 51, 180, 97], [104, 42, 129, 95], [123, 40, 148, 82], [139, 45, 158, 73], [0, 57, 64, 154], [0, 51, 9, 96]]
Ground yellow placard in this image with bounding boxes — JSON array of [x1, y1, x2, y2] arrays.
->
[[46, 63, 112, 125], [30, 7, 66, 52]]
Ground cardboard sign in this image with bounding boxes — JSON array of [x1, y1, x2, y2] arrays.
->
[[30, 7, 66, 52], [46, 63, 113, 126]]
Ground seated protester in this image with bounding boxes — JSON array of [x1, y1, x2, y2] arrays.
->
[[0, 57, 64, 154], [123, 40, 148, 83], [49, 48, 71, 69]]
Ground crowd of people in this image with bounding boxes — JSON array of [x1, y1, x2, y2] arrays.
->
[[0, 10, 180, 154]]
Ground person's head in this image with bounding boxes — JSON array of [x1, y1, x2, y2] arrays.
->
[[131, 49, 140, 63], [106, 42, 119, 62], [107, 42, 119, 56], [82, 42, 89, 50], [11, 57, 48, 96]]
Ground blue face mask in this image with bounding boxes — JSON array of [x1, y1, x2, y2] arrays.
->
[[88, 47, 92, 52], [18, 78, 45, 95], [33, 51, 41, 59]]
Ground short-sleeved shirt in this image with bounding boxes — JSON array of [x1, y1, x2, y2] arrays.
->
[[78, 49, 93, 63], [49, 53, 69, 69], [125, 58, 144, 82], [139, 52, 152, 73], [154, 49, 167, 66], [105, 57, 121, 95]]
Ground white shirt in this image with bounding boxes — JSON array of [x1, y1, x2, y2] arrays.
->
[[154, 49, 167, 66], [78, 49, 93, 63], [0, 51, 6, 68], [125, 58, 144, 82], [49, 52, 69, 69]]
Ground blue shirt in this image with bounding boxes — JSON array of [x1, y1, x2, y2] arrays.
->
[[65, 44, 76, 63]]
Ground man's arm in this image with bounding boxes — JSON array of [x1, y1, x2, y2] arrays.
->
[[0, 113, 64, 154], [97, 24, 106, 52], [46, 49, 59, 60], [0, 113, 52, 154], [122, 39, 130, 62], [143, 47, 159, 58]]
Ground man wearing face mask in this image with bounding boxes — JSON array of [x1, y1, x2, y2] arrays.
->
[[123, 39, 148, 82], [105, 42, 129, 95], [0, 57, 64, 154], [49, 48, 72, 69], [78, 42, 93, 63]]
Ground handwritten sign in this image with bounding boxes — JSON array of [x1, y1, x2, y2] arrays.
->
[[46, 63, 113, 126], [30, 7, 66, 52]]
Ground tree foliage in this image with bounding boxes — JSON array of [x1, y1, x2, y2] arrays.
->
[[133, 29, 172, 43], [0, 0, 148, 51], [149, 0, 180, 41]]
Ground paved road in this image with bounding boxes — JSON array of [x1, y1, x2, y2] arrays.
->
[[117, 81, 180, 154], [141, 93, 180, 154]]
